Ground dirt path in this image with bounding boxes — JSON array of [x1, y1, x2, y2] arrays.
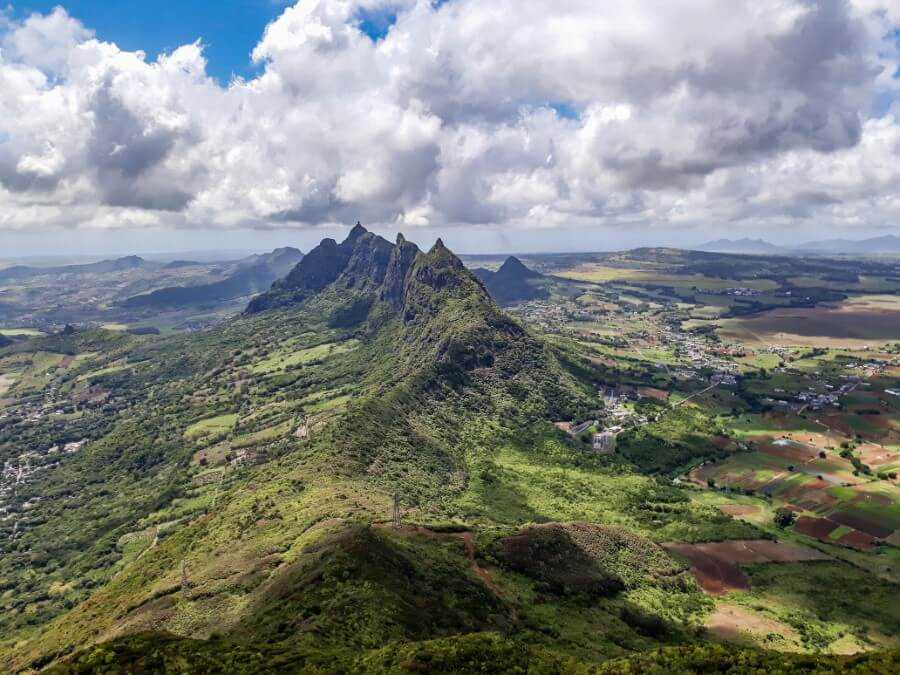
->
[[132, 527, 159, 564]]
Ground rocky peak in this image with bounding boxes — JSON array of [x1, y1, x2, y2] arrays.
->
[[246, 223, 495, 319], [381, 233, 421, 309], [497, 256, 540, 278], [336, 230, 395, 290], [345, 221, 368, 244]]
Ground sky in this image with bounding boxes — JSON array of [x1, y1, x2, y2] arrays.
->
[[1, 0, 899, 257]]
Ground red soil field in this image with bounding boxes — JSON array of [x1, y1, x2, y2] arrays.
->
[[837, 530, 878, 551], [793, 516, 839, 539], [759, 442, 817, 462], [661, 540, 829, 595], [828, 510, 894, 539]]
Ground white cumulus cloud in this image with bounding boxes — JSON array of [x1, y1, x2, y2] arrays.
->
[[0, 0, 897, 239]]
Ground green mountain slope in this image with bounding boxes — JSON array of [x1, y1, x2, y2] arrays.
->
[[1, 226, 897, 672], [122, 248, 304, 309]]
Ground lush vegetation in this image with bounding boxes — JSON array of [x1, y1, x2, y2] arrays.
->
[[2, 229, 898, 672]]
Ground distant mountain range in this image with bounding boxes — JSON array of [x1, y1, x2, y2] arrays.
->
[[0, 255, 146, 281], [697, 234, 900, 256], [696, 238, 784, 255], [795, 235, 900, 255], [472, 256, 549, 305], [123, 247, 304, 310]]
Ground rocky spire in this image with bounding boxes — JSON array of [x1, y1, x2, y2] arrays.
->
[[381, 232, 421, 308], [345, 221, 368, 244]]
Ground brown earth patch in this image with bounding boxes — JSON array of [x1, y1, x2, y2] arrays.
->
[[829, 510, 894, 539], [793, 516, 839, 540], [638, 387, 669, 401], [861, 447, 900, 467], [759, 442, 817, 462], [719, 505, 759, 516], [837, 530, 878, 551], [778, 486, 839, 511], [706, 603, 800, 647], [662, 540, 829, 596]]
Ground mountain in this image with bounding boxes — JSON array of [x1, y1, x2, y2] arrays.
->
[[0, 255, 147, 281], [2, 224, 593, 670], [245, 224, 371, 313], [471, 256, 550, 305], [4, 225, 898, 672], [0, 333, 10, 348], [122, 247, 304, 310], [696, 238, 785, 255], [796, 234, 900, 255]]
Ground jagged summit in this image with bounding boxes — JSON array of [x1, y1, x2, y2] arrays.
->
[[246, 223, 481, 318], [244, 222, 535, 379], [346, 221, 368, 243]]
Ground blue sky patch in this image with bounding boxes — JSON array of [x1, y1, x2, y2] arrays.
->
[[548, 102, 581, 120], [356, 6, 398, 42], [5, 1, 293, 83]]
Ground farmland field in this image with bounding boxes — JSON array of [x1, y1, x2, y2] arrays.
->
[[556, 265, 780, 292], [715, 295, 900, 348], [184, 413, 239, 439], [0, 328, 45, 336]]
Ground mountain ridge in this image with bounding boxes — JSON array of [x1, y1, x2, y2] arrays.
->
[[122, 247, 304, 310], [697, 234, 900, 256]]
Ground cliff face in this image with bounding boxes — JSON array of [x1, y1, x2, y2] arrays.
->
[[380, 233, 421, 309]]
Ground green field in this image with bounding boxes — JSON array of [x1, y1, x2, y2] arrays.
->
[[0, 327, 45, 336], [184, 413, 239, 439], [250, 339, 359, 374]]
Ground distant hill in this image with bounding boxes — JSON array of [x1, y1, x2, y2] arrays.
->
[[696, 238, 785, 255], [796, 234, 900, 255], [0, 333, 11, 348], [472, 256, 549, 305], [123, 247, 303, 310], [0, 256, 147, 281], [697, 235, 900, 257], [162, 260, 202, 269]]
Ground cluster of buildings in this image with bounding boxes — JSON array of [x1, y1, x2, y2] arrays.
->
[[698, 287, 762, 297], [0, 438, 86, 541]]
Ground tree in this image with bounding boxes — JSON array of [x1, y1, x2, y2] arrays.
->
[[774, 507, 795, 529]]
